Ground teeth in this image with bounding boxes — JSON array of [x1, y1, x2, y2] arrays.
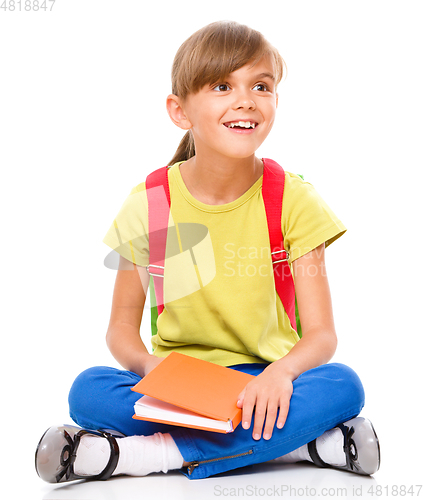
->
[[227, 121, 256, 129]]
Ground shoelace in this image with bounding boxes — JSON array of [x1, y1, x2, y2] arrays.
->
[[336, 423, 359, 472], [56, 429, 119, 482], [57, 430, 76, 482]]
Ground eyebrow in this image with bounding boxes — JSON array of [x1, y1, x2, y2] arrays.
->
[[255, 72, 276, 81], [210, 71, 276, 88]]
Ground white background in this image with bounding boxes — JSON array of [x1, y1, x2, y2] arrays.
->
[[1, 1, 423, 498]]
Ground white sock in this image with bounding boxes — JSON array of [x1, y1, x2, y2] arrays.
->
[[272, 443, 310, 463], [73, 434, 111, 476], [113, 433, 183, 476], [315, 427, 346, 467], [73, 432, 184, 477], [273, 427, 346, 467]]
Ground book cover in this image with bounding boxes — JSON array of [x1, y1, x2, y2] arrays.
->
[[131, 351, 255, 433]]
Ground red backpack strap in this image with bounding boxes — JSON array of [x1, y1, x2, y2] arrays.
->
[[145, 166, 170, 317], [262, 158, 297, 331], [146, 161, 297, 332]]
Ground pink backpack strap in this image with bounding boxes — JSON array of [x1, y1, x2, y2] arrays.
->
[[145, 166, 171, 317], [262, 158, 297, 331]]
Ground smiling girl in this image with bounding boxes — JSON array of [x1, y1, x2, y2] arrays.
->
[[35, 21, 380, 483]]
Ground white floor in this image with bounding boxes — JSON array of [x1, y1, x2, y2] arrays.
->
[[34, 464, 381, 500], [8, 423, 422, 500]]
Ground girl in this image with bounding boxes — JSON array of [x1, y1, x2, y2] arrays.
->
[[35, 21, 380, 482]]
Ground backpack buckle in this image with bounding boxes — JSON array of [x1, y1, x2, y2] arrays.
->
[[146, 264, 164, 278], [271, 249, 290, 264]]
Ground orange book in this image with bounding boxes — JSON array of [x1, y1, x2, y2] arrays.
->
[[131, 352, 255, 433]]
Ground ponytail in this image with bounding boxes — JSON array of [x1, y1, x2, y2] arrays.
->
[[169, 130, 195, 166]]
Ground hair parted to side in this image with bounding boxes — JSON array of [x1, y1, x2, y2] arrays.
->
[[169, 21, 287, 166]]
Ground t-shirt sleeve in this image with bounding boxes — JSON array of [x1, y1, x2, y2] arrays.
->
[[103, 182, 150, 267], [282, 172, 346, 262]]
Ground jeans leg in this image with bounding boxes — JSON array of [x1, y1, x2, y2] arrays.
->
[[68, 366, 182, 436], [171, 363, 365, 479]]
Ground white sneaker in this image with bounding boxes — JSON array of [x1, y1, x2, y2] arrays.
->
[[35, 425, 120, 483], [308, 417, 380, 475]]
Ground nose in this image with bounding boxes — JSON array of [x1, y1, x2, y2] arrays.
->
[[232, 90, 256, 110]]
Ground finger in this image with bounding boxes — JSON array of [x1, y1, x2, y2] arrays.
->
[[251, 398, 267, 440], [236, 389, 246, 409], [262, 402, 279, 440], [241, 391, 256, 431], [276, 399, 290, 430]]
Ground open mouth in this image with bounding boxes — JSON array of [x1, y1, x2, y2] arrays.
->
[[223, 121, 258, 130]]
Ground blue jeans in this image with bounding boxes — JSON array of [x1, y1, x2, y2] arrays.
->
[[68, 362, 364, 479]]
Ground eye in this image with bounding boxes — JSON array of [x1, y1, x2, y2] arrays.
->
[[212, 83, 230, 92], [253, 83, 269, 92]]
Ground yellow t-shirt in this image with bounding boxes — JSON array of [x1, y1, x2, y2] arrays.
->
[[103, 161, 346, 366]]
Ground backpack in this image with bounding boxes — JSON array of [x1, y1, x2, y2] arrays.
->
[[145, 158, 302, 339]]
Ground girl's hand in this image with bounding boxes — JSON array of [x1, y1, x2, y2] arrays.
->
[[236, 361, 294, 440], [235, 244, 339, 441]]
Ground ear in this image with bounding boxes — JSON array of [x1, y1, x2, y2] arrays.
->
[[275, 92, 279, 108], [166, 94, 192, 130]]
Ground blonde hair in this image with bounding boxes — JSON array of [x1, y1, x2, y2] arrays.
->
[[169, 21, 286, 165]]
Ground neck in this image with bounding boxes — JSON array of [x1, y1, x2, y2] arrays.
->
[[179, 154, 263, 205]]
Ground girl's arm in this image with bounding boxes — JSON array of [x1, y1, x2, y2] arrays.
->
[[106, 256, 163, 377], [237, 243, 338, 440]]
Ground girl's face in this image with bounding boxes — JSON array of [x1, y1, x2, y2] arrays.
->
[[170, 57, 278, 162]]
